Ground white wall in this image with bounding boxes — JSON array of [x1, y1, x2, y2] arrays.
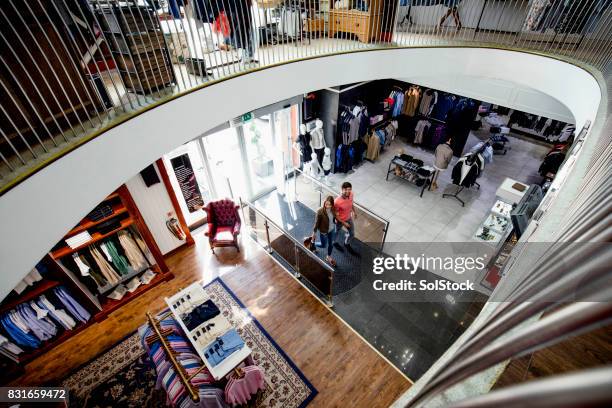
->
[[0, 47, 602, 300], [125, 163, 185, 255]]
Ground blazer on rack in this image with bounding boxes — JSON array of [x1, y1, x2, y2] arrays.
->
[[451, 157, 481, 187]]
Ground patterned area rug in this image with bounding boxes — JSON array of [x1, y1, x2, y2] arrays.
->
[[62, 279, 317, 408]]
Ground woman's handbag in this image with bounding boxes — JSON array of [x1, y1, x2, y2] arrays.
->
[[303, 236, 316, 251]]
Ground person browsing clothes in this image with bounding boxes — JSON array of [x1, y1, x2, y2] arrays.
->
[[334, 182, 358, 256], [312, 195, 337, 267]]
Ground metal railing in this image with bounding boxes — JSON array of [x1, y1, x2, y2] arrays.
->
[[0, 0, 611, 192], [239, 197, 335, 306], [290, 167, 390, 252]]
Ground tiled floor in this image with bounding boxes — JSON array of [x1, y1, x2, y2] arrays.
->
[[327, 130, 549, 245]]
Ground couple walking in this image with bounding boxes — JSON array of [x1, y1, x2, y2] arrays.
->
[[311, 182, 358, 267]]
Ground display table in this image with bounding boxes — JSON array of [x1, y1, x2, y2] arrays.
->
[[474, 199, 514, 249], [165, 282, 252, 380], [496, 177, 528, 205], [386, 156, 433, 198]]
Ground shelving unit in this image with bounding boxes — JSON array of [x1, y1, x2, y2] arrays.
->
[[0, 185, 173, 370], [65, 202, 128, 237], [94, 0, 175, 94], [17, 321, 94, 365], [0, 280, 60, 315], [51, 218, 134, 259], [96, 271, 172, 321]]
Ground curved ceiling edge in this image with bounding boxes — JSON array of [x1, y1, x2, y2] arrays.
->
[[0, 47, 602, 300]]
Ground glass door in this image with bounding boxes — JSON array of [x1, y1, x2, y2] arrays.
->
[[200, 127, 250, 200], [273, 104, 301, 175], [242, 115, 279, 199]]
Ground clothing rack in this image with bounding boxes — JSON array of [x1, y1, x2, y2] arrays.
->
[[146, 311, 203, 402], [371, 117, 393, 130], [442, 142, 487, 206], [417, 114, 446, 125]]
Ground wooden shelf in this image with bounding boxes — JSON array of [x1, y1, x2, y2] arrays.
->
[[51, 218, 134, 259], [95, 270, 173, 321], [18, 321, 94, 365], [97, 266, 150, 295], [65, 202, 128, 238], [0, 280, 61, 314]]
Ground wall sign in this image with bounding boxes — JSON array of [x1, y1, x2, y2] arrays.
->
[[170, 154, 204, 213]]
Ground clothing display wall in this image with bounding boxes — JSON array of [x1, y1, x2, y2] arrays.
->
[[0, 186, 172, 370], [507, 109, 573, 142], [366, 80, 479, 157], [0, 287, 90, 353]]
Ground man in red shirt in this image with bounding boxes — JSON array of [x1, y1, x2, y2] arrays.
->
[[334, 182, 358, 255]]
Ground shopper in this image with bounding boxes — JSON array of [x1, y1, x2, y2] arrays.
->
[[312, 196, 337, 267], [334, 182, 358, 256], [432, 136, 454, 191], [437, 1, 463, 32]]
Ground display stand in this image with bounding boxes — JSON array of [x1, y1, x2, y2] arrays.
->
[[165, 282, 252, 381], [386, 156, 433, 198], [443, 141, 488, 206], [145, 310, 202, 402]]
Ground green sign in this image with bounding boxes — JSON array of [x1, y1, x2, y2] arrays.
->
[[242, 112, 253, 123]]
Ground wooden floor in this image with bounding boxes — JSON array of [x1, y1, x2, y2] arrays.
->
[[13, 232, 410, 407]]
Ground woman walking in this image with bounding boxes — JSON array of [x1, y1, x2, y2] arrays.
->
[[312, 196, 338, 267]]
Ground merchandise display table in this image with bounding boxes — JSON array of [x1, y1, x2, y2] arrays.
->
[[473, 199, 514, 249], [165, 282, 252, 380], [386, 156, 434, 198]]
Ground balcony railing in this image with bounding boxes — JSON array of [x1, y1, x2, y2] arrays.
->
[[0, 0, 610, 192]]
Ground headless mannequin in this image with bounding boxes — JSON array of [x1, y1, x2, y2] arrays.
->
[[322, 147, 332, 185], [310, 152, 323, 179], [310, 119, 326, 166], [296, 124, 314, 177]]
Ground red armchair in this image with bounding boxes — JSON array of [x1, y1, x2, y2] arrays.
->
[[204, 199, 241, 253]]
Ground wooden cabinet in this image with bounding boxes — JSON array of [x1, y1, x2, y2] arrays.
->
[[328, 1, 383, 43]]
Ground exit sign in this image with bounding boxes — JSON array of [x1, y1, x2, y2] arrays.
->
[[242, 112, 253, 123]]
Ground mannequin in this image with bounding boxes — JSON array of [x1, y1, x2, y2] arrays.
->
[[295, 124, 313, 176], [432, 136, 454, 191], [310, 119, 326, 166], [322, 147, 332, 185], [310, 152, 323, 179]]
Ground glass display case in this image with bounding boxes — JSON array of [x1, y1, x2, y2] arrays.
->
[[474, 200, 514, 247]]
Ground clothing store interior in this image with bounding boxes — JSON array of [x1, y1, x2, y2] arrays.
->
[[1, 68, 576, 406]]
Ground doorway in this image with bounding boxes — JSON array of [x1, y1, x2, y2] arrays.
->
[[163, 101, 301, 229]]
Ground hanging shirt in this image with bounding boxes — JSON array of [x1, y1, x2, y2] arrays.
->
[[419, 90, 438, 116]]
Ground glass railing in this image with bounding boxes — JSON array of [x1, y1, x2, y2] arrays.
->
[[1, 0, 610, 192], [290, 167, 390, 252], [240, 197, 335, 306]]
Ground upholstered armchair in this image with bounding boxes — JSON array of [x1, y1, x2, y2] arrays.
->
[[204, 199, 241, 253]]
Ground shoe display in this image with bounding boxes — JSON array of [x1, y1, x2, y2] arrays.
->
[[107, 285, 127, 301], [125, 277, 141, 293], [140, 269, 157, 285]]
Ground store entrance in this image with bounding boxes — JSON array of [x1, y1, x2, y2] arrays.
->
[[164, 102, 300, 229]]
